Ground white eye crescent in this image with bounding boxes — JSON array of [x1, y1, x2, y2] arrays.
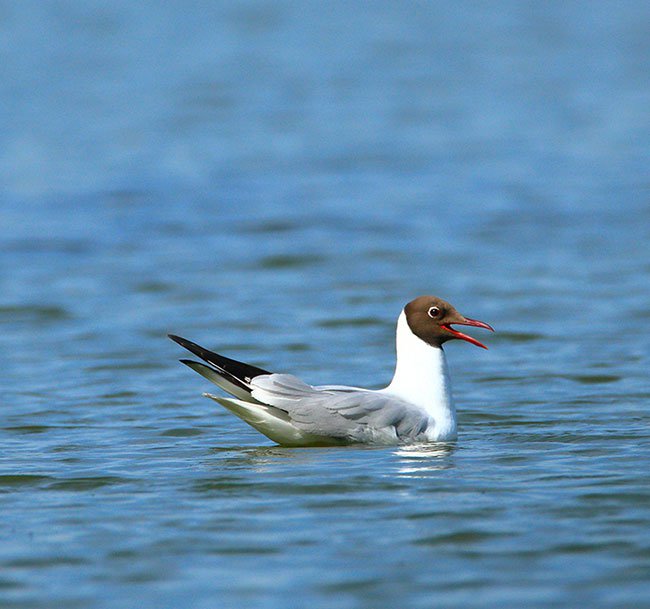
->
[[428, 306, 441, 318]]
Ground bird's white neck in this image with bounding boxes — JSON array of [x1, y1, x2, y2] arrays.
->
[[384, 311, 457, 440]]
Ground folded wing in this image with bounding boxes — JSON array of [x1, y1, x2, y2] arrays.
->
[[169, 335, 431, 445], [250, 374, 431, 443]]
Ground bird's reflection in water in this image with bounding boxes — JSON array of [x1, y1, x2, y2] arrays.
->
[[392, 442, 456, 477], [207, 444, 345, 472], [205, 442, 456, 478]]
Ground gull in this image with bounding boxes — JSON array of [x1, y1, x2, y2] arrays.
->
[[169, 295, 493, 446]]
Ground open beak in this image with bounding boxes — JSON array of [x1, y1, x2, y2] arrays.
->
[[441, 317, 495, 349]]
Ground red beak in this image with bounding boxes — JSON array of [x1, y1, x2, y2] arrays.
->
[[440, 317, 495, 349]]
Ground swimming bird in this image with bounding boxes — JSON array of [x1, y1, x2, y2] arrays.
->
[[169, 295, 493, 446]]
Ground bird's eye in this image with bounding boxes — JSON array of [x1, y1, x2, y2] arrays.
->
[[428, 306, 441, 318]]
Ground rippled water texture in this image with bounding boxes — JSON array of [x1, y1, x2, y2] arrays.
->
[[2, 2, 650, 608]]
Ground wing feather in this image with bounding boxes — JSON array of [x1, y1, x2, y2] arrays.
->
[[250, 374, 431, 443]]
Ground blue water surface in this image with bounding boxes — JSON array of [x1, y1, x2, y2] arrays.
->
[[1, 2, 650, 608]]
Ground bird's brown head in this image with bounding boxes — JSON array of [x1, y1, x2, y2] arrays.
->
[[404, 295, 494, 349]]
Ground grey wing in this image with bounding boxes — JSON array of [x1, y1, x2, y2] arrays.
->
[[250, 374, 431, 443]]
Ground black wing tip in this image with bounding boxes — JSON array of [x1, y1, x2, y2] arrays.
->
[[179, 358, 202, 367], [168, 334, 205, 354], [168, 334, 187, 345], [169, 333, 273, 379], [179, 357, 221, 372]]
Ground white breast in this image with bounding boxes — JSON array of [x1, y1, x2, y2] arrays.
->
[[382, 311, 457, 441]]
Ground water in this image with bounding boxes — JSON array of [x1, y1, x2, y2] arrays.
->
[[2, 2, 650, 607]]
